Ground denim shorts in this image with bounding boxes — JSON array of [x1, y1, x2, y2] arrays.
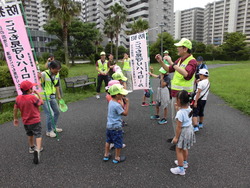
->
[[106, 129, 123, 148], [24, 122, 42, 138]]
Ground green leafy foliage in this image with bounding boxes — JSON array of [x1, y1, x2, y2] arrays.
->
[[221, 32, 249, 60], [149, 32, 177, 63], [0, 66, 14, 87], [126, 17, 149, 35]]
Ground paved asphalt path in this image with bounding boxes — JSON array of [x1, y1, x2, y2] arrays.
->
[[0, 64, 249, 187]]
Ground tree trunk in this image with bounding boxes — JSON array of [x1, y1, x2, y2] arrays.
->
[[63, 23, 70, 67], [111, 39, 113, 55], [115, 35, 118, 63]]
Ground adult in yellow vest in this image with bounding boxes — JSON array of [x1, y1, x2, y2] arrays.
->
[[122, 53, 133, 92], [155, 38, 197, 150], [96, 51, 110, 99], [41, 60, 63, 138]]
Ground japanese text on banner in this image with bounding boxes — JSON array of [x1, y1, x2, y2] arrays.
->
[[129, 32, 149, 90], [0, 2, 41, 95]]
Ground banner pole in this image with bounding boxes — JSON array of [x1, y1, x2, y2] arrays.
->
[[19, 2, 59, 140], [146, 32, 154, 117]]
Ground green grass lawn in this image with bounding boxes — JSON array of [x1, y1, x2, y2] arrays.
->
[[1, 61, 250, 125], [206, 60, 250, 65], [209, 63, 250, 115]]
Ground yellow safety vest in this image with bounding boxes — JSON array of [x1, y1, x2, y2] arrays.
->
[[98, 59, 108, 74], [171, 55, 195, 92], [41, 70, 59, 99], [123, 58, 131, 71]]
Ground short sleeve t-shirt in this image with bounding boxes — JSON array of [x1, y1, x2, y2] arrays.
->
[[175, 107, 192, 127], [107, 100, 124, 130], [159, 74, 171, 88], [15, 94, 43, 125], [195, 79, 210, 100]]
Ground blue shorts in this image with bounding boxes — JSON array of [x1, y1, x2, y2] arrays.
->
[[106, 129, 123, 148]]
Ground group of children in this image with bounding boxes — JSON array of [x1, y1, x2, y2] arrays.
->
[[102, 52, 210, 177], [13, 52, 210, 176]]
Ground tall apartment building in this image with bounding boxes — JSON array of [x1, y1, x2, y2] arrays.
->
[[204, 0, 250, 45], [80, 0, 174, 47], [174, 7, 204, 42], [2, 0, 56, 56]]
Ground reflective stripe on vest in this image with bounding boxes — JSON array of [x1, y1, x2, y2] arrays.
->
[[171, 55, 195, 92], [123, 58, 131, 71], [98, 59, 108, 74], [41, 70, 59, 99]]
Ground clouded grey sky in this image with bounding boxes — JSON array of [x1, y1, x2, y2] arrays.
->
[[174, 0, 218, 11]]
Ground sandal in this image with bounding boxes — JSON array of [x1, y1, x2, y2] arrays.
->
[[103, 153, 112, 162], [112, 156, 126, 164]]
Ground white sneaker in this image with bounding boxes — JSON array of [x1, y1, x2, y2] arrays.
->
[[109, 143, 114, 149], [96, 95, 100, 99], [170, 167, 185, 175], [29, 146, 43, 154], [55, 127, 63, 132], [174, 160, 188, 168], [46, 131, 56, 138]]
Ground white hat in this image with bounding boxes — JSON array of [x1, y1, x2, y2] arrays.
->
[[199, 69, 209, 76]]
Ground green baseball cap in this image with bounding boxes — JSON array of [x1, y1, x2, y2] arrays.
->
[[112, 72, 127, 81], [163, 50, 169, 54], [174, 38, 192, 49], [108, 84, 128, 96]]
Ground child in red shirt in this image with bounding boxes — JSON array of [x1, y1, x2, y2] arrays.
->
[[13, 80, 44, 164]]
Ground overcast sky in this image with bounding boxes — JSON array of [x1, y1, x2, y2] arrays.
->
[[174, 0, 218, 11]]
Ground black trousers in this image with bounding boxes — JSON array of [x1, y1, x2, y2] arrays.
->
[[96, 75, 109, 93]]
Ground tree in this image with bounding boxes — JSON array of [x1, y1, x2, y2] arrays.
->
[[103, 17, 115, 54], [94, 31, 103, 54], [195, 42, 206, 53], [43, 18, 99, 64], [126, 17, 149, 35], [150, 32, 177, 62], [109, 3, 127, 62], [42, 0, 81, 66], [221, 32, 248, 60]]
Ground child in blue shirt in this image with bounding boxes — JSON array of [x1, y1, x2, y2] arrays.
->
[[170, 90, 196, 175], [103, 84, 129, 163]]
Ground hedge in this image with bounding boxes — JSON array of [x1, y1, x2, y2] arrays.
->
[[0, 65, 69, 88]]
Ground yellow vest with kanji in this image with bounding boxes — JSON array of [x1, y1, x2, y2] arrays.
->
[[98, 59, 108, 74], [171, 55, 195, 92], [123, 58, 131, 71]]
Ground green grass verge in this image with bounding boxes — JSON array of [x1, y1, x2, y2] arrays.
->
[[206, 60, 250, 65], [209, 64, 250, 115]]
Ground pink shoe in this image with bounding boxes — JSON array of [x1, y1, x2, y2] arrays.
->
[[141, 102, 149, 107]]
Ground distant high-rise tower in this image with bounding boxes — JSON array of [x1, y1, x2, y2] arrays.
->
[[80, 0, 174, 47], [174, 7, 204, 42], [204, 0, 250, 45]]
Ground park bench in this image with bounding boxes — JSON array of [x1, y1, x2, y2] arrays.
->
[[64, 75, 96, 92], [0, 86, 17, 111]]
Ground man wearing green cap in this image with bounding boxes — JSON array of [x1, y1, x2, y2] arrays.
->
[[96, 51, 110, 99], [155, 38, 197, 150]]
